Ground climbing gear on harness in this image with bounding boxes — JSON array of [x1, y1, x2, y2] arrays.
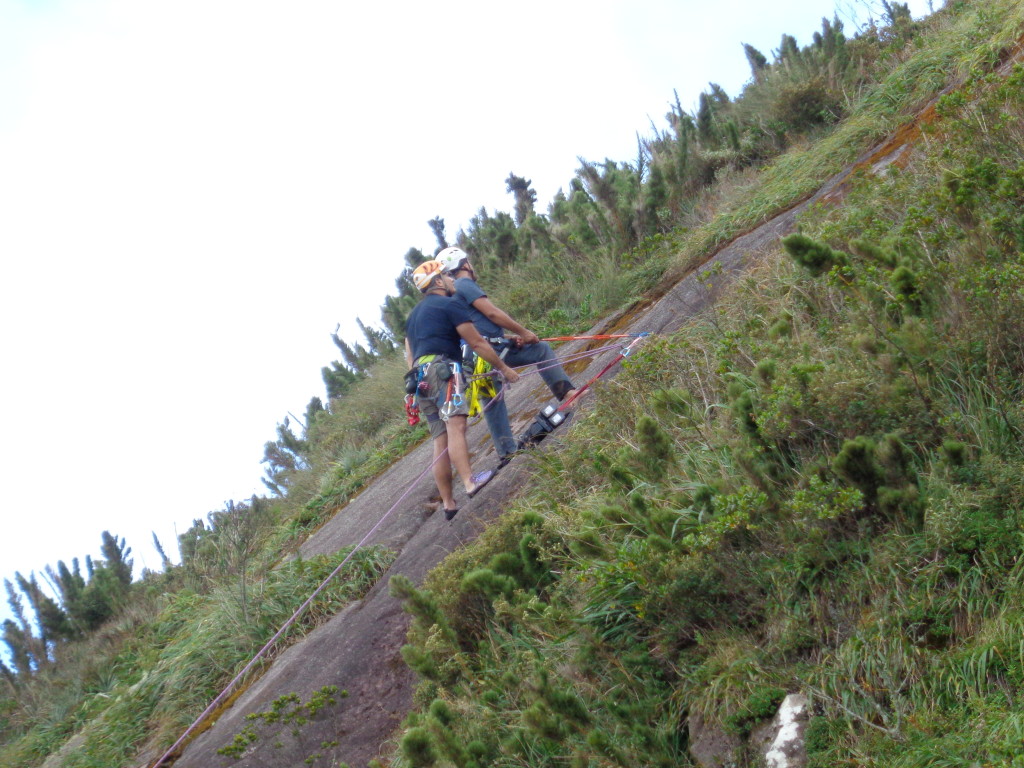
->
[[463, 341, 508, 417], [466, 355, 495, 416], [404, 356, 464, 424], [414, 354, 440, 396], [404, 394, 420, 426], [439, 361, 464, 421]]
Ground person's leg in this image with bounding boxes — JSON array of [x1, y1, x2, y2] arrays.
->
[[504, 342, 575, 400], [481, 380, 517, 458], [444, 415, 478, 492], [431, 432, 456, 510], [421, 362, 459, 509]]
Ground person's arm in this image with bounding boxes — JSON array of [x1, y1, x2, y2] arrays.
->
[[470, 296, 540, 345], [456, 322, 520, 383], [405, 337, 413, 368]]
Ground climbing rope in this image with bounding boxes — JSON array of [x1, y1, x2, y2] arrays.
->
[[559, 333, 649, 410], [540, 333, 647, 342], [151, 447, 452, 768]]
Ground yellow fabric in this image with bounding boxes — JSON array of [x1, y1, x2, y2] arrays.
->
[[467, 354, 497, 417]]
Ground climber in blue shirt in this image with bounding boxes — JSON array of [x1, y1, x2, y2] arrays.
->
[[405, 259, 520, 519], [436, 247, 578, 464]]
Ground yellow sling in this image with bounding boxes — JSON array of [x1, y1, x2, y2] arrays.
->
[[466, 354, 497, 416]]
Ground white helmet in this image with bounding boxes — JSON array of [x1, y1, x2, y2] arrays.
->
[[436, 246, 469, 274]]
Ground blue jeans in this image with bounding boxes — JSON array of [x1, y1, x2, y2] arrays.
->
[[481, 341, 574, 458]]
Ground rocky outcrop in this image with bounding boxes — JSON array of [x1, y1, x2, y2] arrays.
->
[[688, 710, 743, 767], [761, 694, 810, 768]]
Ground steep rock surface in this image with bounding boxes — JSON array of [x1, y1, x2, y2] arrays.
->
[[163, 130, 902, 768]]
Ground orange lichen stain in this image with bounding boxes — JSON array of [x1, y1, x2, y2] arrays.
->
[[823, 32, 1024, 208]]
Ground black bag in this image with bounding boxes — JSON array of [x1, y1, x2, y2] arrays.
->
[[403, 368, 419, 395], [461, 342, 477, 373]]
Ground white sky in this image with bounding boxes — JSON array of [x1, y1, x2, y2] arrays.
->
[[0, 0, 935, 619]]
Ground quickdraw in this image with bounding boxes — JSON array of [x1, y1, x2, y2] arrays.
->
[[404, 394, 420, 426], [439, 361, 464, 421]]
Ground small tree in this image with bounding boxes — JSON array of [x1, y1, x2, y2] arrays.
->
[[505, 172, 538, 226], [1, 619, 34, 676], [262, 416, 309, 494], [743, 43, 769, 83], [696, 91, 716, 146], [152, 531, 174, 571], [3, 580, 46, 672], [99, 531, 133, 590], [207, 498, 275, 622], [427, 216, 447, 252]]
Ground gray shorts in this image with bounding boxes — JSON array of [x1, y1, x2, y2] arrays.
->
[[418, 360, 468, 439]]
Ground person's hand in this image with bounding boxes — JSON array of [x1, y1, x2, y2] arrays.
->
[[500, 365, 520, 384], [509, 334, 524, 348], [520, 330, 540, 345]]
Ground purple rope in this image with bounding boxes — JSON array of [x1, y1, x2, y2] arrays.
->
[[153, 446, 449, 767]]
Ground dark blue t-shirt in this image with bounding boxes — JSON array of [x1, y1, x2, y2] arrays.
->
[[453, 276, 504, 338], [406, 293, 473, 361]]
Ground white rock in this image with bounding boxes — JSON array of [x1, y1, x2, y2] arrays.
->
[[764, 693, 809, 768]]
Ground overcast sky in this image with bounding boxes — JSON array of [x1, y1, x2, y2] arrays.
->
[[1, 0, 934, 620]]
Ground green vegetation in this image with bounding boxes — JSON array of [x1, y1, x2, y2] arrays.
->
[[218, 686, 347, 765], [6, 1, 1024, 766], [384, 3, 1024, 766], [1, 506, 393, 767]]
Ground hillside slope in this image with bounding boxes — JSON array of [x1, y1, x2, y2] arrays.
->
[[162, 107, 932, 767], [10, 4, 1024, 766]]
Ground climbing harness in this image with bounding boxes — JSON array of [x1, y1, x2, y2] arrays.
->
[[409, 356, 467, 423]]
